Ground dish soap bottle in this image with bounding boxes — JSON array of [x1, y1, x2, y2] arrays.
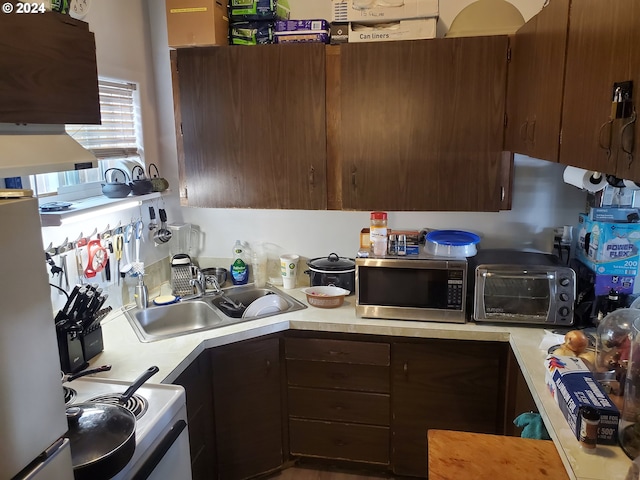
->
[[230, 240, 249, 285]]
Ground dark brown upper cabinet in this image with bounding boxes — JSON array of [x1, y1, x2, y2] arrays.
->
[[0, 10, 100, 125], [174, 44, 328, 209], [560, 0, 640, 181], [505, 0, 569, 162], [173, 38, 512, 212], [333, 36, 509, 211]]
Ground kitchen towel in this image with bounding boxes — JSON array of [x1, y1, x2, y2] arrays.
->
[[563, 166, 607, 192], [514, 412, 551, 440]]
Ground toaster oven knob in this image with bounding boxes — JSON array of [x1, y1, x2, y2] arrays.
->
[[559, 292, 569, 302], [559, 306, 570, 317], [559, 277, 571, 287]]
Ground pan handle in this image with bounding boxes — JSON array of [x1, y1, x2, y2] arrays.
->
[[65, 364, 112, 382], [119, 366, 159, 404]]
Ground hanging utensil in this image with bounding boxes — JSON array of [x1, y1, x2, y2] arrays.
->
[[131, 220, 144, 276], [154, 208, 172, 245], [84, 239, 108, 278], [114, 232, 123, 285], [148, 206, 157, 241], [120, 224, 133, 277], [58, 254, 69, 294], [75, 237, 88, 285]]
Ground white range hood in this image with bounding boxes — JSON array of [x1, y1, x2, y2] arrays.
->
[[0, 123, 97, 177]]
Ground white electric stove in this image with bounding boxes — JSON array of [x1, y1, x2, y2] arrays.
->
[[63, 377, 192, 479]]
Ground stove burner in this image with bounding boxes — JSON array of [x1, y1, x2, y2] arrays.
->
[[63, 386, 76, 405], [87, 393, 148, 419]]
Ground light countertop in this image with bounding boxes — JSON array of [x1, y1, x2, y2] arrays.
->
[[90, 287, 631, 480]]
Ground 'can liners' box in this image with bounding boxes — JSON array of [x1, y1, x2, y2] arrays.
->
[[348, 17, 436, 43]]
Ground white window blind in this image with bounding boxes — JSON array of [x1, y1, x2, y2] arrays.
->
[[65, 79, 141, 160], [30, 79, 143, 196]]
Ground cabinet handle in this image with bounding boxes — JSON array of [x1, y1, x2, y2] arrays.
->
[[527, 118, 536, 144], [265, 359, 271, 373], [621, 108, 637, 168], [309, 166, 315, 186], [351, 166, 357, 189], [598, 118, 614, 162], [328, 350, 347, 357], [519, 121, 527, 142], [403, 362, 408, 375]]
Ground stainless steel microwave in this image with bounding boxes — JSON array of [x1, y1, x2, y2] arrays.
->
[[355, 255, 468, 323], [470, 250, 576, 326]]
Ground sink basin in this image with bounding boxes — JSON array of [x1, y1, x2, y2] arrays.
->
[[210, 284, 306, 319], [126, 300, 225, 342], [125, 284, 306, 342]]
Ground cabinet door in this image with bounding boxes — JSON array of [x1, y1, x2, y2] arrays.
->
[[560, 0, 635, 176], [0, 11, 99, 124], [172, 353, 216, 480], [211, 337, 283, 480], [623, 1, 640, 181], [506, 0, 569, 162], [176, 44, 327, 209], [338, 36, 508, 211], [391, 340, 507, 478]]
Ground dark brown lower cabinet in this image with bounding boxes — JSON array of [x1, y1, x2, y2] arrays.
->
[[391, 339, 509, 478], [172, 352, 215, 480], [211, 336, 283, 480], [174, 333, 521, 480], [285, 335, 391, 468]]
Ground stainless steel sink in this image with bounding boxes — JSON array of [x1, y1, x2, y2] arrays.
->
[[125, 284, 306, 342]]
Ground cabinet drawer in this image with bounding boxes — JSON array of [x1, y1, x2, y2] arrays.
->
[[288, 386, 390, 425], [285, 338, 390, 365], [290, 418, 389, 464], [287, 359, 390, 393]]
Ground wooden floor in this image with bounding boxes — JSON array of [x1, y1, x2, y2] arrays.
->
[[266, 467, 398, 480]]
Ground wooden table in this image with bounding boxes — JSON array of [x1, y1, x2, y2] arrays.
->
[[428, 430, 569, 479]]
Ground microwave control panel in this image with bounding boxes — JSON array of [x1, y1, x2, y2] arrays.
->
[[446, 270, 465, 309]]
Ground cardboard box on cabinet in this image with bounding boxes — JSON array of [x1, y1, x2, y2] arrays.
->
[[348, 17, 436, 42], [166, 0, 229, 47], [332, 0, 439, 23]]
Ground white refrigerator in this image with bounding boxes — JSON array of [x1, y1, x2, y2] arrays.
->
[[0, 193, 74, 479]]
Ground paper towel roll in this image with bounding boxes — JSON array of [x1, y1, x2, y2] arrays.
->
[[623, 179, 640, 190], [562, 166, 607, 192]]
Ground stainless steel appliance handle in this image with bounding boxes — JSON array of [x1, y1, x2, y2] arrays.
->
[[483, 272, 553, 280]]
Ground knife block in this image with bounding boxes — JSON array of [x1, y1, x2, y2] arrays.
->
[[80, 325, 104, 362], [57, 330, 86, 374]]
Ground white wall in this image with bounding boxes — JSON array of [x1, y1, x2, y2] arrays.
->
[[40, 0, 587, 308]]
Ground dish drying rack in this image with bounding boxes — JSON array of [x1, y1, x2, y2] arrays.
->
[[171, 254, 194, 297]]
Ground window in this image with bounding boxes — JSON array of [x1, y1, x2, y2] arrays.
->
[[30, 78, 144, 196]]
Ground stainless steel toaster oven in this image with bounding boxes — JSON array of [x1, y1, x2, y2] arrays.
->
[[470, 250, 576, 326]]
